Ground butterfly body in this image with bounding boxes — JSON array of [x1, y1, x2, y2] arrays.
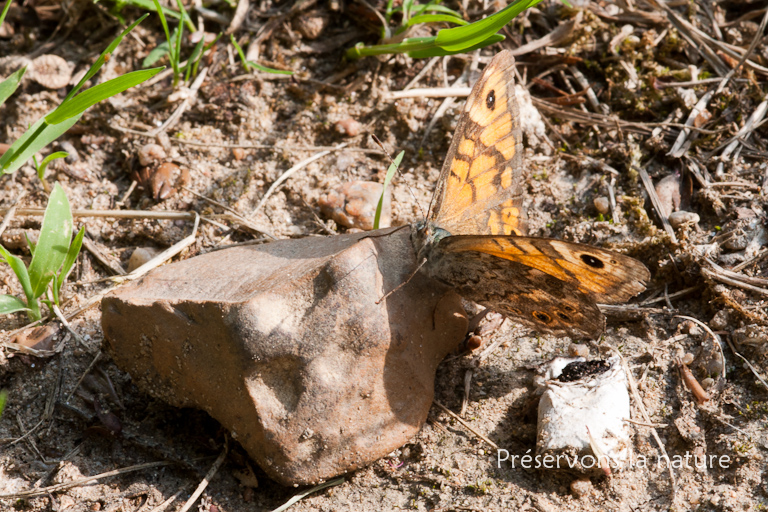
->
[[411, 50, 650, 339]]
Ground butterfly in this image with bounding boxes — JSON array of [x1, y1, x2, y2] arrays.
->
[[411, 50, 650, 339]]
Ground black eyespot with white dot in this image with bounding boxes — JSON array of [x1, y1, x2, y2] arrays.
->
[[580, 254, 604, 269], [486, 90, 496, 110]]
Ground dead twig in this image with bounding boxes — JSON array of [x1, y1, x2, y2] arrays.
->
[[433, 400, 498, 450], [249, 144, 347, 218], [635, 165, 677, 243], [178, 443, 229, 512], [0, 461, 174, 499]]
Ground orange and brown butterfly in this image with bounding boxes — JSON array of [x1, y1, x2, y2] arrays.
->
[[412, 50, 650, 339]]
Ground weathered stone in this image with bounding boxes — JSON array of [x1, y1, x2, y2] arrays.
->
[[102, 227, 467, 485], [318, 181, 391, 230]]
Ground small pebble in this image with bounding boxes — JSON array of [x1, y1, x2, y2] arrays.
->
[[593, 196, 610, 215], [668, 210, 699, 229], [292, 11, 330, 39], [568, 343, 589, 358], [654, 174, 681, 217], [681, 353, 695, 365], [701, 377, 715, 389], [318, 181, 391, 230], [29, 54, 72, 89], [570, 477, 593, 498], [334, 118, 363, 137], [232, 148, 246, 160], [138, 144, 167, 166], [128, 247, 159, 272]]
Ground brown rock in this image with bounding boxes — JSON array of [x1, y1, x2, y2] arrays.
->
[[102, 228, 467, 485], [318, 181, 391, 230]]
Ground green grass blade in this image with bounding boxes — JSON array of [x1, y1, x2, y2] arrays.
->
[[0, 0, 11, 26], [110, 0, 194, 30], [402, 14, 468, 29], [27, 183, 73, 299], [46, 68, 162, 124], [374, 151, 404, 230], [408, 34, 504, 58], [435, 0, 543, 51], [347, 37, 437, 59], [55, 226, 84, 300], [0, 245, 36, 318], [0, 66, 27, 107], [66, 13, 149, 103], [0, 115, 80, 175], [143, 41, 170, 67], [36, 151, 68, 181], [0, 294, 29, 315], [418, 4, 463, 16], [231, 34, 294, 75]]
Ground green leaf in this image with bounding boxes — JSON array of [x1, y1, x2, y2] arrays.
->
[[55, 226, 84, 300], [434, 0, 543, 52], [0, 0, 12, 26], [0, 66, 27, 107], [36, 151, 68, 181], [46, 68, 163, 125], [65, 13, 150, 103], [143, 41, 170, 67], [374, 151, 404, 230], [408, 34, 504, 58], [0, 294, 29, 315], [0, 245, 37, 319], [27, 183, 73, 299], [0, 115, 81, 175]]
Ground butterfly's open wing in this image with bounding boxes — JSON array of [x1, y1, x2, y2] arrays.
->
[[428, 50, 527, 237], [426, 235, 650, 339]]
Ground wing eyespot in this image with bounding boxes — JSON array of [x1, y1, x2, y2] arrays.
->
[[556, 312, 571, 321], [486, 90, 496, 110], [563, 305, 576, 313], [580, 254, 605, 269], [533, 311, 552, 323]]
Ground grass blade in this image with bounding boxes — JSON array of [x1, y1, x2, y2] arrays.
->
[[0, 295, 30, 315], [374, 150, 404, 230], [55, 226, 85, 300], [27, 183, 73, 298], [401, 14, 468, 30], [66, 13, 149, 103], [0, 0, 11, 26], [434, 0, 543, 51], [36, 151, 68, 181], [408, 34, 504, 58], [46, 68, 163, 124], [0, 245, 37, 319], [0, 66, 26, 107], [0, 115, 80, 175]]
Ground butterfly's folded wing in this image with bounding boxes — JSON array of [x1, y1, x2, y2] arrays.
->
[[428, 50, 527, 237], [426, 235, 650, 339]]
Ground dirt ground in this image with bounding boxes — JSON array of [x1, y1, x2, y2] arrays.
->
[[1, 0, 767, 510]]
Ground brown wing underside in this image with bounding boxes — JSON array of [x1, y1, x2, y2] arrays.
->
[[426, 235, 650, 339], [428, 50, 527, 237]]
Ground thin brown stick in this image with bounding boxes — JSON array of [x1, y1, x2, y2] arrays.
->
[[433, 400, 498, 450], [0, 461, 173, 499], [178, 444, 228, 512]]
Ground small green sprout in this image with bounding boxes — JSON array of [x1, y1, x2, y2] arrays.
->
[[0, 184, 85, 321], [347, 0, 544, 59]]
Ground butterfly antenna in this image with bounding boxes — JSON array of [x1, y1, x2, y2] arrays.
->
[[375, 257, 428, 305], [371, 134, 426, 220]]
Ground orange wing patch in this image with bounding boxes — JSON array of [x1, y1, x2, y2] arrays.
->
[[427, 51, 527, 237]]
